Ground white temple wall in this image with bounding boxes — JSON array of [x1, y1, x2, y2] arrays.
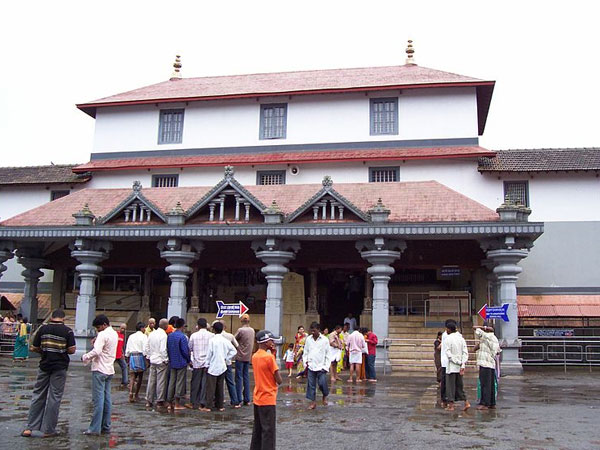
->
[[92, 87, 478, 153]]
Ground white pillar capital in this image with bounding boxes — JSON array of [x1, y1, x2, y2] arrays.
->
[[358, 238, 405, 369], [70, 240, 112, 355], [159, 239, 203, 320], [486, 247, 529, 375], [253, 239, 300, 353]]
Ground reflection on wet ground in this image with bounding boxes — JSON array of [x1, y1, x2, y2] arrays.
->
[[1, 359, 599, 449]]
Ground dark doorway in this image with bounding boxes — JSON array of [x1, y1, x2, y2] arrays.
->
[[320, 270, 364, 330]]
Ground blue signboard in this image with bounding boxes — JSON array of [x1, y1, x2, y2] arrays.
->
[[216, 300, 249, 319], [477, 303, 510, 322]]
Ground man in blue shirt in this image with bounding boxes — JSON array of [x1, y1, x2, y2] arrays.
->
[[166, 318, 190, 410]]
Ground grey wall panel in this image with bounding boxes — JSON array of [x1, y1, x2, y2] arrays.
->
[[518, 221, 600, 288]]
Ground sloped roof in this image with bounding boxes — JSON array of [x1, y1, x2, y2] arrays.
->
[[0, 180, 499, 227], [0, 165, 91, 186], [478, 148, 600, 173], [518, 295, 600, 318], [76, 64, 495, 135], [73, 146, 494, 173]]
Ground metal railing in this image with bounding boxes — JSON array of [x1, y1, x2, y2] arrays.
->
[[382, 337, 478, 375], [520, 336, 600, 371], [389, 292, 428, 316]]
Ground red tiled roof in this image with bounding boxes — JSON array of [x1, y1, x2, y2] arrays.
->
[[518, 295, 600, 318], [0, 180, 499, 227], [73, 146, 495, 173], [78, 64, 492, 113], [0, 165, 90, 186]]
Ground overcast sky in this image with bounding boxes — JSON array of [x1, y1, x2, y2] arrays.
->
[[1, 0, 598, 167]]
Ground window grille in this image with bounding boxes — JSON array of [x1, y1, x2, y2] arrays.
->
[[158, 109, 184, 144], [50, 190, 69, 201], [369, 167, 399, 183], [504, 181, 529, 206], [152, 174, 179, 188], [257, 170, 286, 185], [260, 104, 287, 139], [370, 98, 398, 135]]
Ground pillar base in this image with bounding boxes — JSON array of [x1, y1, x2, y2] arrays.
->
[[500, 347, 523, 376], [74, 334, 94, 358], [374, 346, 392, 372]]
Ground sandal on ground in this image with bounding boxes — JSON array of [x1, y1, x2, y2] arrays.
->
[[21, 430, 32, 437]]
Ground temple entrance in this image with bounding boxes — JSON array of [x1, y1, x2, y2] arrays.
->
[[318, 269, 365, 330]]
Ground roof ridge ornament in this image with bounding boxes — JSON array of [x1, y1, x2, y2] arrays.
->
[[132, 180, 142, 192], [224, 165, 235, 179], [322, 175, 333, 188], [262, 200, 284, 224], [405, 39, 416, 65], [368, 198, 391, 223], [166, 201, 187, 225], [170, 55, 182, 80], [72, 203, 96, 226]]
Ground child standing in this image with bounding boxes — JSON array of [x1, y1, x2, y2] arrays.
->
[[283, 344, 295, 378], [251, 330, 282, 450]]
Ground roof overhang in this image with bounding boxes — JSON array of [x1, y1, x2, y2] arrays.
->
[[76, 81, 496, 135]]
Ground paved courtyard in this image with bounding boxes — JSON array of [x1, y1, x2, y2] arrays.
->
[[0, 358, 599, 449]]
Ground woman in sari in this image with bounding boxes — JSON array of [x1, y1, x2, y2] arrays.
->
[[13, 316, 30, 361], [294, 335, 308, 378]]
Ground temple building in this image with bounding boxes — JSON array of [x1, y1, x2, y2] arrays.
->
[[1, 42, 598, 372]]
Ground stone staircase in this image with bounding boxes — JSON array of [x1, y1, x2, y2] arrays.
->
[[59, 310, 137, 332], [386, 315, 477, 376]]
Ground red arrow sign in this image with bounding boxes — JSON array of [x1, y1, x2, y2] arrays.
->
[[478, 304, 487, 321], [239, 301, 249, 316]]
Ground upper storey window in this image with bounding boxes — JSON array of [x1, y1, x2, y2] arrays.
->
[[158, 109, 184, 144], [369, 167, 399, 183], [260, 104, 287, 139], [370, 98, 398, 135], [504, 181, 529, 206], [152, 174, 179, 187]]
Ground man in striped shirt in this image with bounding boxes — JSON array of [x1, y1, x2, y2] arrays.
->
[[22, 309, 76, 438]]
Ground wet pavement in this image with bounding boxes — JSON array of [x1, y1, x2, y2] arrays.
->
[[1, 358, 599, 449]]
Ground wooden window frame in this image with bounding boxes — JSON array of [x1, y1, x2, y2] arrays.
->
[[152, 174, 179, 188], [256, 170, 286, 185], [259, 104, 287, 140], [370, 98, 399, 135], [503, 180, 530, 206], [369, 166, 400, 183], [158, 109, 185, 144]]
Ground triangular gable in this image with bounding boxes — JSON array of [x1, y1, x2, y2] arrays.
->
[[286, 176, 369, 222], [185, 166, 267, 220], [99, 181, 167, 224]]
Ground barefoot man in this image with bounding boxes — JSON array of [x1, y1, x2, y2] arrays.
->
[[328, 325, 343, 382], [444, 320, 471, 412], [303, 322, 331, 410]]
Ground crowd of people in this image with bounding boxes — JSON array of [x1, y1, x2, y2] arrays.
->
[[17, 308, 501, 447], [1, 312, 31, 360], [434, 319, 501, 412]]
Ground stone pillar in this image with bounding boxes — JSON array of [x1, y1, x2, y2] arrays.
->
[[70, 239, 112, 355], [190, 268, 200, 313], [363, 272, 373, 313], [159, 239, 203, 320], [487, 248, 529, 375], [139, 268, 152, 323], [0, 241, 15, 282], [357, 238, 405, 369], [252, 238, 300, 354], [16, 248, 49, 325], [307, 268, 318, 314]]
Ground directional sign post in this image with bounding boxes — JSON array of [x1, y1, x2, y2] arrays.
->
[[216, 300, 249, 319], [477, 303, 510, 322]]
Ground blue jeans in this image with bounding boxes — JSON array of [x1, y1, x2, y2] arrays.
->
[[89, 371, 112, 433], [306, 369, 329, 401], [115, 357, 128, 385], [225, 364, 239, 405], [235, 361, 251, 404], [365, 354, 376, 380]]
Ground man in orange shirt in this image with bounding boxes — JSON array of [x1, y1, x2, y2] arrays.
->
[[250, 330, 282, 450]]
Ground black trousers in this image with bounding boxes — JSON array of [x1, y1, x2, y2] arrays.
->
[[479, 366, 496, 407], [190, 368, 208, 408], [204, 372, 225, 410], [250, 405, 276, 450], [440, 367, 447, 402], [445, 372, 467, 402]]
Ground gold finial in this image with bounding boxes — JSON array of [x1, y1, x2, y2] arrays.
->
[[170, 55, 182, 80], [405, 39, 416, 65]]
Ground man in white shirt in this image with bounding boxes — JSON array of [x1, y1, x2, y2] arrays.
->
[[144, 318, 169, 409], [81, 314, 118, 435], [201, 321, 237, 412], [187, 318, 213, 410], [125, 322, 148, 402], [439, 319, 452, 408], [444, 320, 470, 412], [217, 320, 240, 408], [474, 324, 500, 410], [303, 321, 331, 410], [343, 313, 357, 332]]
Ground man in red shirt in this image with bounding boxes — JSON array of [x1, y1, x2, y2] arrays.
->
[[365, 327, 378, 383], [250, 330, 282, 450], [115, 323, 128, 387]]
